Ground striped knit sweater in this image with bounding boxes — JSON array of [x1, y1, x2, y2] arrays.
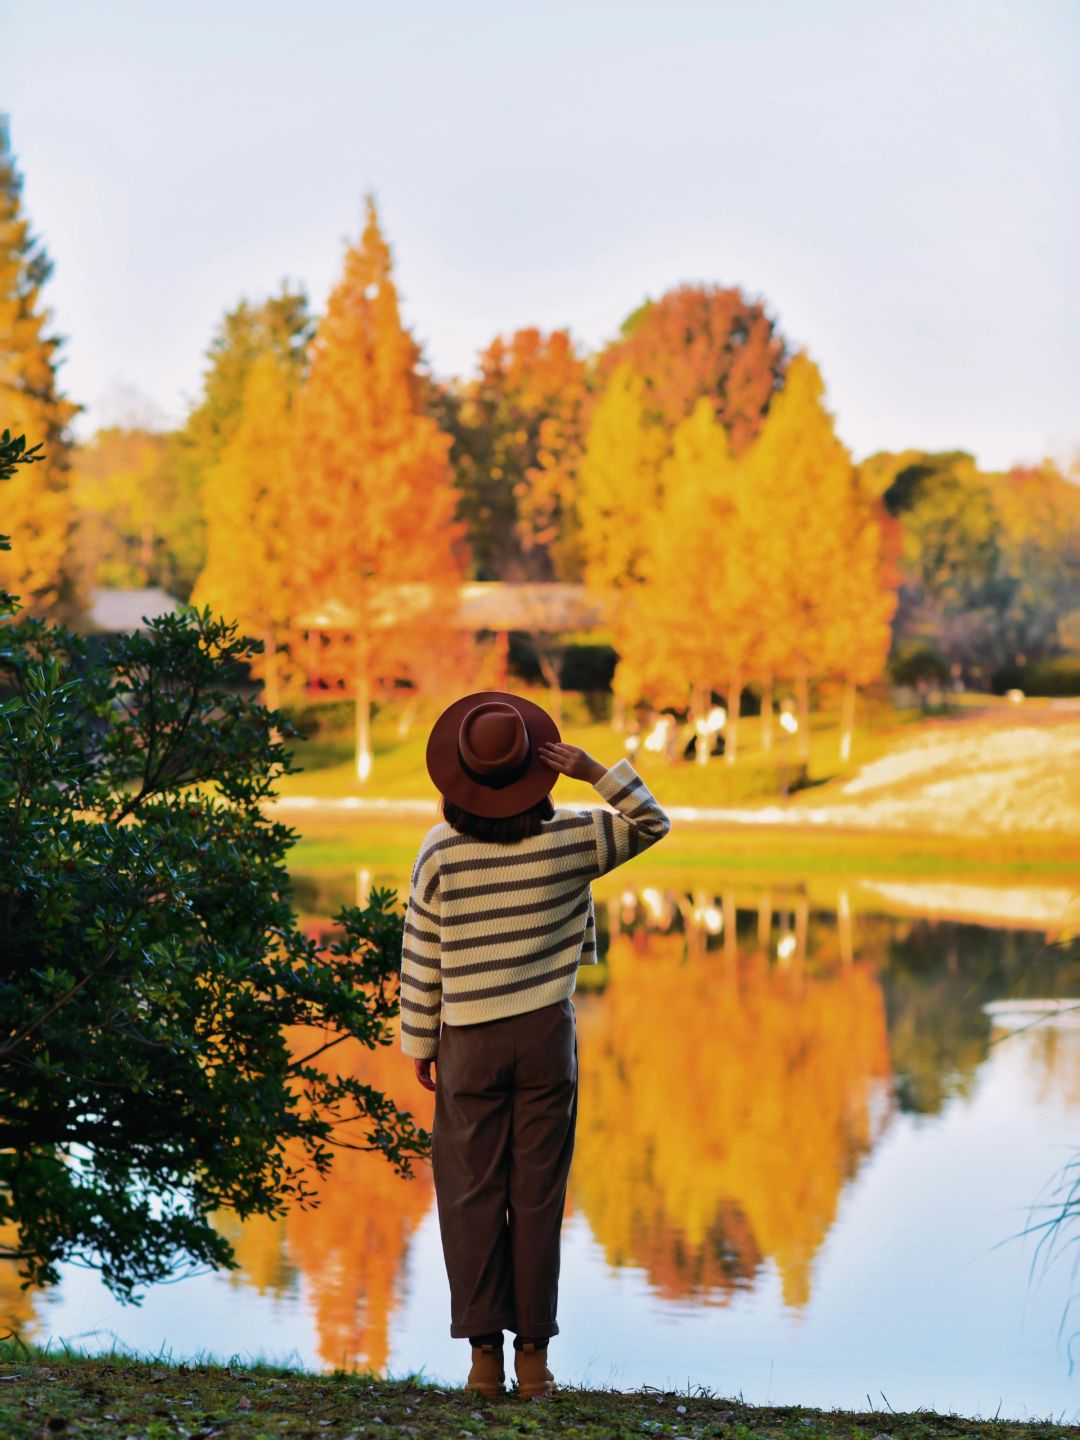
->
[[398, 758, 671, 1059]]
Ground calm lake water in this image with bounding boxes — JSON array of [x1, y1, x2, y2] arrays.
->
[[10, 852, 1080, 1421]]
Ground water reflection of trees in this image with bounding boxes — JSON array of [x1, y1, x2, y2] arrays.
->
[[279, 1024, 434, 1373], [881, 919, 1079, 1113], [573, 925, 893, 1309], [10, 873, 1074, 1368], [238, 881, 1076, 1362]]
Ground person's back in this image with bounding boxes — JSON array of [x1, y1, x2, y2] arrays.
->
[[397, 692, 671, 1399], [399, 746, 671, 1056]]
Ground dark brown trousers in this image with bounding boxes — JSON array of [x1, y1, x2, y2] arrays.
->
[[432, 996, 579, 1340]]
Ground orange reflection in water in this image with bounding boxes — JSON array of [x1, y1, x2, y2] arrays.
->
[[0, 1220, 38, 1336], [247, 896, 896, 1367], [573, 924, 893, 1311], [280, 1023, 435, 1373]]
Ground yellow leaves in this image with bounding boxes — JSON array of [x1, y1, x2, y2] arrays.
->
[[190, 351, 302, 705], [580, 347, 897, 710], [577, 362, 667, 594]]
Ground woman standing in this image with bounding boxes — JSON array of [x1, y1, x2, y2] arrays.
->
[[399, 690, 671, 1398]]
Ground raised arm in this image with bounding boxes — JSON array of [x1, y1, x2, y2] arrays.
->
[[399, 843, 442, 1060], [539, 742, 671, 879]]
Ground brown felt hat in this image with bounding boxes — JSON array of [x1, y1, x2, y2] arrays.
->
[[426, 690, 561, 818]]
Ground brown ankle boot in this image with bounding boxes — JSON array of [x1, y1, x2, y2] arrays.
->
[[465, 1338, 505, 1397], [514, 1340, 555, 1399]]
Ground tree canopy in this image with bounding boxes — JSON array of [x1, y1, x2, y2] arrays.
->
[[0, 120, 79, 618], [0, 429, 428, 1301]]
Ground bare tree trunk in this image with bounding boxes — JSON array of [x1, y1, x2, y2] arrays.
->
[[140, 523, 153, 585], [725, 665, 742, 765], [493, 630, 509, 689], [760, 672, 774, 752], [794, 667, 811, 768], [355, 633, 372, 783], [757, 890, 772, 953], [839, 676, 857, 763], [396, 693, 419, 739], [723, 890, 738, 970], [262, 629, 281, 715], [838, 887, 854, 967], [534, 640, 563, 728], [794, 891, 809, 990], [694, 679, 709, 765]]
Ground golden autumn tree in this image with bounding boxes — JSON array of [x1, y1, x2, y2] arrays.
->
[[190, 351, 301, 712], [295, 196, 469, 781], [643, 400, 760, 763], [162, 285, 313, 599], [745, 352, 893, 766], [0, 117, 80, 616], [68, 426, 169, 590], [576, 361, 668, 718]]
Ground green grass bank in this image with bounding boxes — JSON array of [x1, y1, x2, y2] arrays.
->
[[1, 1346, 1072, 1440], [274, 691, 919, 807]]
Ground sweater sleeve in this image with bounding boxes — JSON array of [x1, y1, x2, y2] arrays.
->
[[587, 759, 671, 878], [399, 843, 443, 1060]]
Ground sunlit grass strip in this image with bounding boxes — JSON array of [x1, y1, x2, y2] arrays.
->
[[286, 815, 1080, 878]]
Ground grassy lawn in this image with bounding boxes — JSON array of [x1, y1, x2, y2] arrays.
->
[[274, 689, 924, 807], [1, 1346, 1070, 1440]]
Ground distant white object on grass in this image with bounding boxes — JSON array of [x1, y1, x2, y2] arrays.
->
[[643, 716, 674, 753], [695, 706, 727, 735], [1006, 688, 1025, 703], [693, 902, 723, 935], [779, 711, 799, 734]]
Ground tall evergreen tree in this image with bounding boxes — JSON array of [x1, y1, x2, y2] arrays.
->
[[0, 116, 80, 616], [295, 196, 468, 781]]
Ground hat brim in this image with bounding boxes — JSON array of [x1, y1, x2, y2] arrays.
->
[[426, 690, 561, 818]]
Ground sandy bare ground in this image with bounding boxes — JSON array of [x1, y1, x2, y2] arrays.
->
[[775, 703, 1080, 837]]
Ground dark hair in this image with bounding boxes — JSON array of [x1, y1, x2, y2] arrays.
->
[[442, 793, 555, 844]]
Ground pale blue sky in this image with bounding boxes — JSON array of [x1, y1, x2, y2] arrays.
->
[[4, 0, 1078, 469]]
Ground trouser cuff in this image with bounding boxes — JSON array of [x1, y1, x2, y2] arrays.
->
[[450, 1311, 516, 1339]]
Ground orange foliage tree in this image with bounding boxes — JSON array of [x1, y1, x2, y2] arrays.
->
[[599, 283, 787, 450], [295, 197, 469, 780], [434, 327, 589, 583]]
